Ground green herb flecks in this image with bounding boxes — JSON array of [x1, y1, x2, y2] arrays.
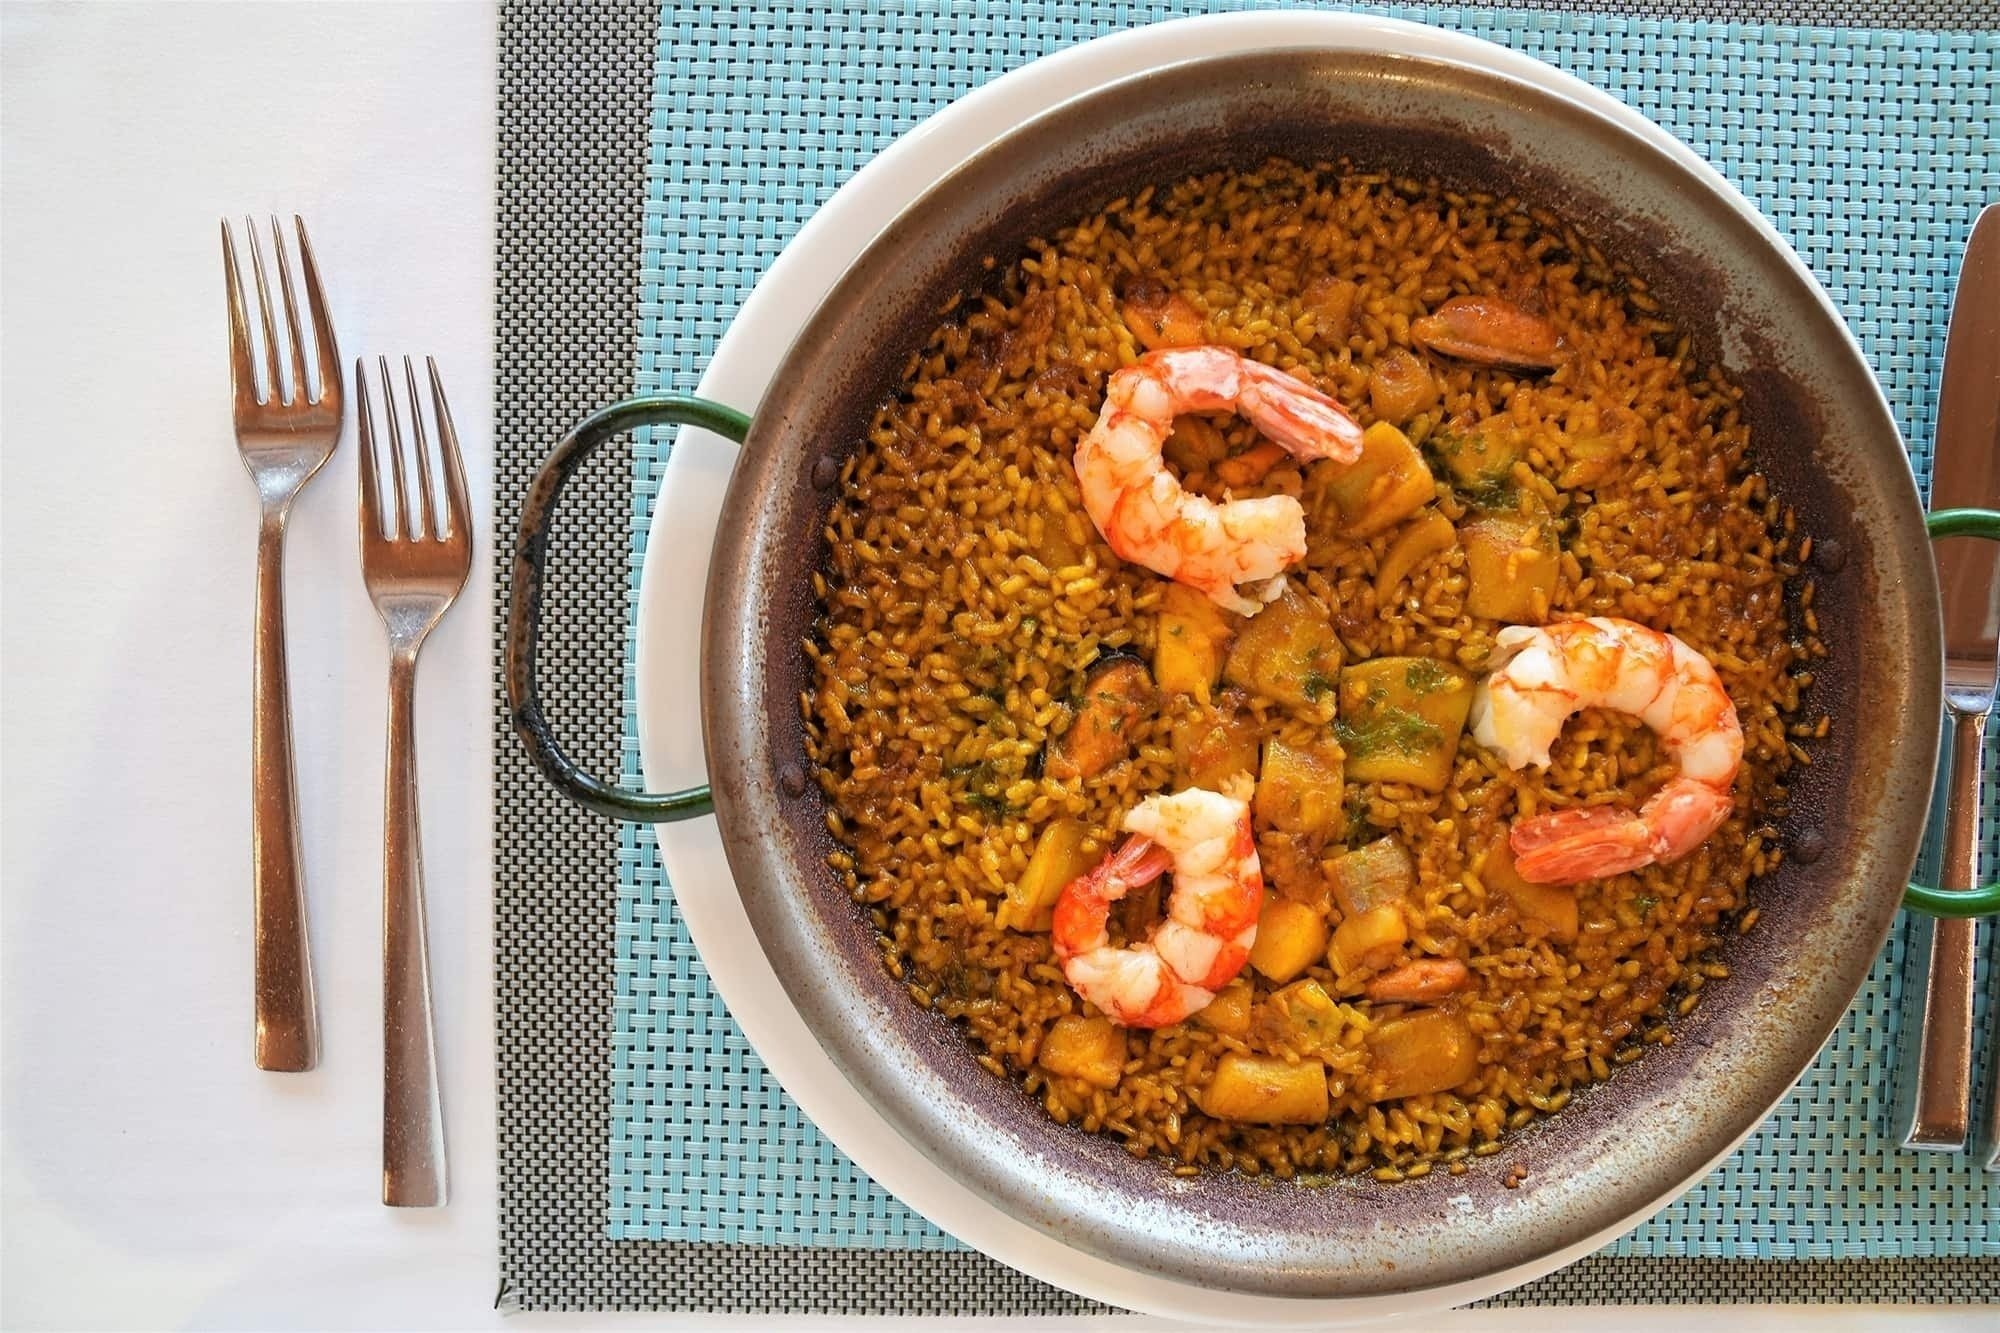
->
[[960, 791, 1015, 820], [1461, 476, 1519, 511], [1403, 658, 1454, 694], [1335, 709, 1442, 759]]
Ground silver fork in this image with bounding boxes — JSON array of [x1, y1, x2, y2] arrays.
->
[[357, 356, 470, 1207], [224, 216, 341, 1073]]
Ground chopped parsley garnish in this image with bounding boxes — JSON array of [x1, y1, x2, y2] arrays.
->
[[1403, 658, 1454, 694], [1462, 477, 1519, 510], [1336, 709, 1442, 758], [961, 791, 1013, 819]]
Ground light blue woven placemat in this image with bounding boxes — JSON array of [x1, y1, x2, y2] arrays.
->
[[610, 0, 1999, 1259]]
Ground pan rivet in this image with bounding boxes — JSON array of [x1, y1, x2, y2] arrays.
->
[[1813, 537, 1846, 573], [811, 456, 840, 490], [1794, 828, 1826, 864], [778, 763, 808, 798]]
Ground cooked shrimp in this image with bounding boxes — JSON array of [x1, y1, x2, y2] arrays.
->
[[1470, 617, 1743, 884], [1074, 346, 1364, 616], [1364, 958, 1471, 1004], [1412, 295, 1566, 370], [1051, 778, 1262, 1028], [1118, 276, 1204, 350]]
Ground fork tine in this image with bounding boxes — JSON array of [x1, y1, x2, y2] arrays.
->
[[356, 359, 382, 537], [378, 356, 415, 539], [403, 357, 438, 541], [428, 359, 470, 545], [295, 217, 341, 407], [244, 216, 281, 405], [221, 221, 258, 412], [269, 216, 309, 406]]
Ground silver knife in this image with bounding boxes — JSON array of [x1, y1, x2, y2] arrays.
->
[[1892, 202, 2000, 1157]]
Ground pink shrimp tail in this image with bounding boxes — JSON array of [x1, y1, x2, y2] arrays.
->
[[1131, 347, 1363, 461], [1237, 362, 1365, 462], [1513, 779, 1734, 884], [1511, 806, 1653, 883], [1050, 835, 1171, 961], [1101, 834, 1174, 889]]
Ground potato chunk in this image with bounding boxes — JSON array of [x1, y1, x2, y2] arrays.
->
[[1261, 978, 1359, 1057], [1154, 583, 1234, 703], [1222, 583, 1342, 712], [1462, 511, 1559, 623], [1367, 347, 1437, 424], [1373, 509, 1457, 605], [1328, 904, 1408, 978], [1327, 837, 1415, 916], [1482, 841, 1579, 943], [1436, 420, 1525, 491], [1171, 690, 1262, 788], [1247, 893, 1329, 984], [1039, 1016, 1127, 1089], [1335, 657, 1474, 791], [1366, 1009, 1480, 1101], [998, 818, 1098, 932], [1196, 979, 1252, 1036], [1301, 274, 1359, 344], [1198, 1052, 1330, 1124], [1308, 421, 1435, 540], [1047, 657, 1154, 781], [1255, 737, 1346, 839]]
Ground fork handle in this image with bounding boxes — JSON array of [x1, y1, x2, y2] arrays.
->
[[382, 649, 446, 1206], [251, 508, 319, 1071]]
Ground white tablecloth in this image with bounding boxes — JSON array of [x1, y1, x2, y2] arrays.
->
[[0, 3, 1984, 1328]]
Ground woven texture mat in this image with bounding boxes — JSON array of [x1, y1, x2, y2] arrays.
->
[[495, 0, 2000, 1313]]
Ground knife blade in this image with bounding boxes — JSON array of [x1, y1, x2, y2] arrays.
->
[[1935, 204, 2000, 709], [1893, 202, 2000, 1156]]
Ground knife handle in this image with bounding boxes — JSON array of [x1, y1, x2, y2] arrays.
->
[[1893, 706, 1984, 1151], [1938, 707, 1987, 904]]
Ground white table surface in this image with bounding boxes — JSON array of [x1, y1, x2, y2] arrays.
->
[[0, 3, 1984, 1329]]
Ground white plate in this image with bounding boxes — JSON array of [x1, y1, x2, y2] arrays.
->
[[635, 12, 1804, 1322]]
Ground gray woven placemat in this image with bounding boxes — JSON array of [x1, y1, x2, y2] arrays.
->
[[492, 0, 1999, 1312]]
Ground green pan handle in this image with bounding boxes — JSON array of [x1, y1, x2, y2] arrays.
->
[[1903, 507, 2000, 917], [505, 395, 750, 821]]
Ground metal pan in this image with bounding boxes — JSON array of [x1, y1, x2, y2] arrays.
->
[[505, 38, 2000, 1306]]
